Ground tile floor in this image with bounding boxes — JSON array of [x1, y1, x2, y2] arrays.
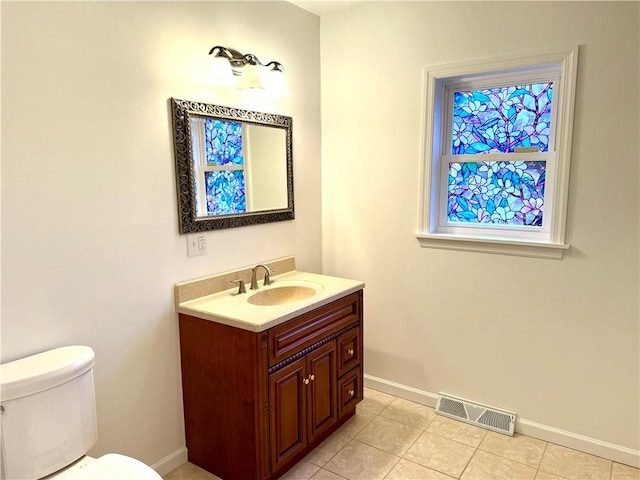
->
[[164, 388, 639, 480]]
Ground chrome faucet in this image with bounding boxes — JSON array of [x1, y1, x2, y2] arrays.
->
[[250, 264, 273, 290]]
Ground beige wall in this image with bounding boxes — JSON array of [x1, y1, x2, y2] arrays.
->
[[321, 1, 639, 453], [1, 0, 320, 470]]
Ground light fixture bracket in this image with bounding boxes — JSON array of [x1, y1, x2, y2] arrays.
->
[[208, 45, 284, 76]]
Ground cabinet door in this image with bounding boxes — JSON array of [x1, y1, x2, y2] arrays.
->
[[306, 341, 337, 442], [269, 358, 307, 471]]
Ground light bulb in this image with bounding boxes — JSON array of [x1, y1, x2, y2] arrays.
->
[[238, 64, 265, 90], [266, 68, 290, 97], [208, 56, 235, 87]]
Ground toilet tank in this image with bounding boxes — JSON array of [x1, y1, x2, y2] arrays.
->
[[1, 346, 99, 480]]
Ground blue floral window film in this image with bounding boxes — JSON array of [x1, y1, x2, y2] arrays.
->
[[452, 83, 553, 155], [448, 161, 546, 226], [204, 119, 244, 165], [205, 170, 246, 215]]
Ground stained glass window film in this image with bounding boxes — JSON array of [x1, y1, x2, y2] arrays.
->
[[200, 118, 246, 215], [451, 83, 553, 155], [447, 161, 546, 226], [205, 170, 246, 215], [204, 119, 244, 165]]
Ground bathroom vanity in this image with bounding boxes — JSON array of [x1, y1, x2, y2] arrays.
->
[[175, 258, 364, 480]]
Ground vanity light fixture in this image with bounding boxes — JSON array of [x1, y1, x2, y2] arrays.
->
[[208, 45, 290, 96]]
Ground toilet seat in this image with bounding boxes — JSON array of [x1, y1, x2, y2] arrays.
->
[[50, 454, 161, 480]]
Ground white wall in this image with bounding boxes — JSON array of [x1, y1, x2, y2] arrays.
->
[[1, 0, 320, 470], [246, 125, 288, 211], [321, 0, 639, 456]]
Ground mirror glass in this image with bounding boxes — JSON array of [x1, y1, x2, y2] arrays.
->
[[171, 99, 294, 233]]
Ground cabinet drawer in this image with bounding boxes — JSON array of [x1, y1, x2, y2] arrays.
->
[[337, 328, 360, 377], [338, 366, 361, 418], [269, 292, 361, 366]]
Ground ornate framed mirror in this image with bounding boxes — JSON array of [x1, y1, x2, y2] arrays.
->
[[171, 98, 294, 233]]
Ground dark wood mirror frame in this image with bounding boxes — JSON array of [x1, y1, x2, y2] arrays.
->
[[171, 98, 294, 233]]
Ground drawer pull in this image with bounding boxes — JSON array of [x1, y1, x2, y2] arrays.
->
[[309, 374, 315, 381], [347, 349, 354, 356], [348, 389, 355, 397], [302, 378, 310, 385]]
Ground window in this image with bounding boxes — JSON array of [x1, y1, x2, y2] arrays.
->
[[191, 118, 247, 216], [417, 48, 579, 259]]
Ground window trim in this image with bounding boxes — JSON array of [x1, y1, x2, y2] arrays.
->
[[417, 47, 579, 259]]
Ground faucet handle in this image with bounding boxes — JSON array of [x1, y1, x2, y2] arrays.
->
[[264, 268, 275, 286], [230, 279, 246, 294]]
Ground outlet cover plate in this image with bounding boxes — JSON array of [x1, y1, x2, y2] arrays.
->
[[187, 234, 207, 257]]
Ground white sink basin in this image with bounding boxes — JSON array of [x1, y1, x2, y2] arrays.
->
[[177, 271, 364, 332], [248, 285, 317, 306]]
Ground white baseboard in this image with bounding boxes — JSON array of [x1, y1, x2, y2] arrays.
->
[[151, 446, 188, 476], [364, 374, 640, 468], [517, 419, 640, 469], [364, 373, 439, 407]]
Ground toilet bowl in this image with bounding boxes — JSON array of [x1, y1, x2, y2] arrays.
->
[[0, 346, 162, 480], [44, 454, 161, 479]]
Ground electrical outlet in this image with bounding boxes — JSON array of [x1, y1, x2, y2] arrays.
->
[[187, 234, 207, 257]]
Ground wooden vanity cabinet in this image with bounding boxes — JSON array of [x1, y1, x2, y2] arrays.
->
[[178, 290, 363, 480]]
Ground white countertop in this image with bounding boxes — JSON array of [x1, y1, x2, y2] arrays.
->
[[177, 270, 365, 332]]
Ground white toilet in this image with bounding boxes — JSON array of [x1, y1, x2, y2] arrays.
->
[[0, 346, 162, 480]]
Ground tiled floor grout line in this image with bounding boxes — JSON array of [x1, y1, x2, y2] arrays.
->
[[457, 433, 484, 480], [381, 451, 403, 480], [456, 448, 474, 479], [377, 401, 472, 479], [414, 421, 487, 478], [319, 435, 384, 478], [314, 406, 390, 478], [323, 464, 348, 480], [342, 401, 446, 480], [608, 458, 613, 480], [311, 434, 353, 472], [534, 440, 550, 479], [391, 410, 434, 478], [405, 413, 476, 479]]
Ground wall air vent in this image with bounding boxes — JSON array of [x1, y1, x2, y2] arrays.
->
[[435, 393, 516, 436]]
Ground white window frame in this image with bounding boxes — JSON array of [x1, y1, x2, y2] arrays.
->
[[416, 48, 579, 259]]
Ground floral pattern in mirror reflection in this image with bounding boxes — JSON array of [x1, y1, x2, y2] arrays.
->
[[204, 119, 246, 214], [204, 171, 246, 215], [205, 119, 244, 165]]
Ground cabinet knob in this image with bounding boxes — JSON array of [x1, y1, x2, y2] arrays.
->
[[347, 349, 354, 356], [302, 378, 310, 385], [348, 389, 355, 397], [309, 374, 315, 381]]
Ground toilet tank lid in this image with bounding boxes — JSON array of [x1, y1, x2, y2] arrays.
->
[[1, 346, 95, 401]]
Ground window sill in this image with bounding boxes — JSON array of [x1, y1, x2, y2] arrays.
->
[[415, 233, 570, 259]]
